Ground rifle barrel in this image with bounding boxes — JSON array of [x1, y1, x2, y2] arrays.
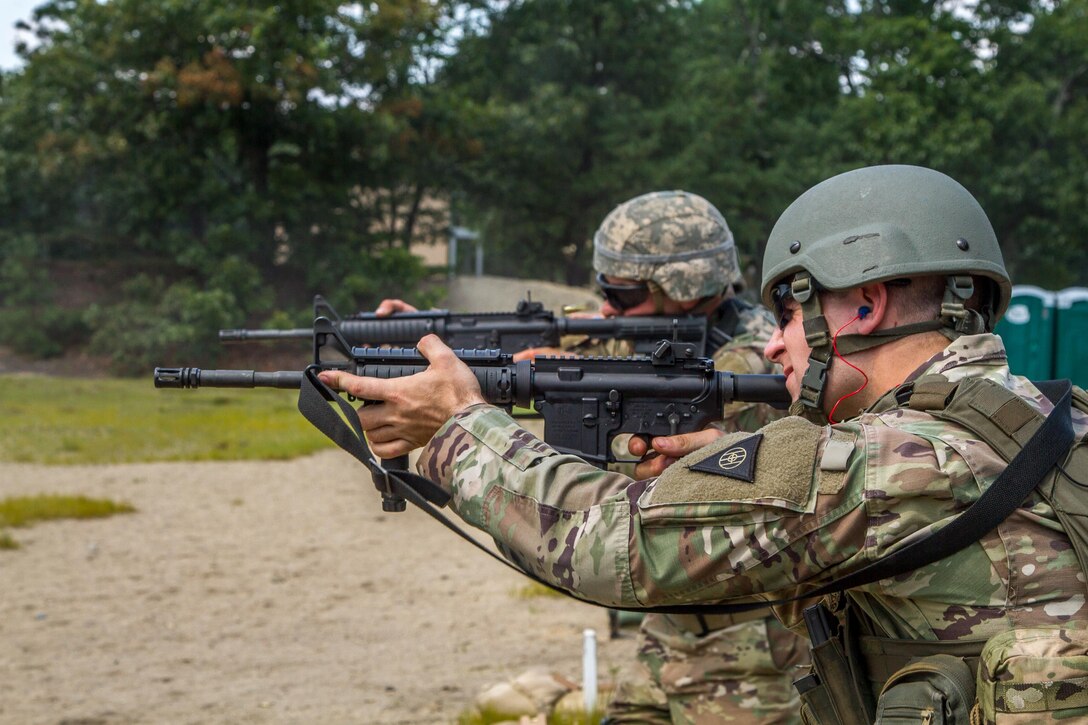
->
[[724, 373, 791, 405], [219, 328, 312, 342], [559, 316, 703, 338], [218, 313, 710, 352], [154, 367, 304, 389]]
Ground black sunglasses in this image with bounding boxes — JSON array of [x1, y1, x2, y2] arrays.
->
[[771, 283, 795, 330], [596, 272, 651, 311]]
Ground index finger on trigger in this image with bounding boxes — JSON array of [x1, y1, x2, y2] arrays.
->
[[627, 435, 650, 457]]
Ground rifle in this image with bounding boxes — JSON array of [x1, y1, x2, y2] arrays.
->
[[155, 338, 791, 622], [154, 340, 788, 508], [218, 295, 711, 357]]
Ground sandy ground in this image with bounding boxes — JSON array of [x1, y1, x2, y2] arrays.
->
[[1, 447, 637, 725], [0, 277, 629, 724]]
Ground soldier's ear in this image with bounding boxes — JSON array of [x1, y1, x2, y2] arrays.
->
[[854, 284, 888, 334]]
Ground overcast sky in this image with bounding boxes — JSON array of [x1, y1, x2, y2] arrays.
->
[[0, 0, 41, 70]]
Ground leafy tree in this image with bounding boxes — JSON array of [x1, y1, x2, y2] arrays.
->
[[651, 0, 845, 280], [0, 0, 470, 367], [438, 0, 698, 285], [980, 0, 1088, 287], [811, 0, 1088, 287]]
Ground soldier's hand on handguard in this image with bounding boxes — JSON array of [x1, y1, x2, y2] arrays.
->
[[629, 428, 726, 479], [317, 334, 487, 459], [374, 298, 419, 316], [512, 347, 575, 362]]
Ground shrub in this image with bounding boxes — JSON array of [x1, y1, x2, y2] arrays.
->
[[337, 246, 444, 313], [0, 304, 91, 357], [85, 275, 242, 375]]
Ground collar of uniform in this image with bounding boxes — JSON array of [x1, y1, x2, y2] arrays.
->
[[864, 333, 1009, 416]]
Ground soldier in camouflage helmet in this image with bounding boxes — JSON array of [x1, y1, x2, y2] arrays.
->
[[550, 191, 783, 430], [592, 190, 742, 308], [582, 191, 808, 724], [377, 190, 804, 723], [323, 165, 1088, 722], [518, 190, 754, 361]]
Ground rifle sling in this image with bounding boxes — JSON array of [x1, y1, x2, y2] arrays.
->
[[297, 369, 1073, 616], [707, 297, 746, 350], [731, 378, 1075, 611]]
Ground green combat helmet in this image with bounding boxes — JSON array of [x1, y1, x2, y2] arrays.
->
[[593, 190, 741, 306], [760, 164, 1012, 415]]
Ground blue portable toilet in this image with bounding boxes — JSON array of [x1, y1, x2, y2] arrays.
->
[[1054, 287, 1088, 389], [996, 285, 1056, 383]]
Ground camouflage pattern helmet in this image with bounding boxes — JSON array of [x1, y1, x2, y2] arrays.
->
[[760, 165, 1012, 319], [593, 190, 742, 301]]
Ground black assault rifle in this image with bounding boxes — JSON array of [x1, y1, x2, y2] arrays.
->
[[154, 339, 788, 510], [155, 339, 790, 622], [218, 295, 711, 357]]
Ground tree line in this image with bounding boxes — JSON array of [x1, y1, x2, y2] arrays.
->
[[0, 0, 1084, 371]]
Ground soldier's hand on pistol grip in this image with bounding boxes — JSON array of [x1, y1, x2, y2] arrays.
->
[[630, 428, 726, 479]]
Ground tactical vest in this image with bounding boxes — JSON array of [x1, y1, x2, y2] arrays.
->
[[798, 374, 1088, 725]]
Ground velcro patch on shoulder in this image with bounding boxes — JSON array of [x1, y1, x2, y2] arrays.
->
[[645, 417, 822, 513]]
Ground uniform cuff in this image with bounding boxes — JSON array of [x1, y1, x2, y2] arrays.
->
[[416, 403, 497, 491]]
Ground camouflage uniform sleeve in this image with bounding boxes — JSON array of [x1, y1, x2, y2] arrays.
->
[[414, 405, 862, 607], [417, 404, 650, 605], [417, 404, 985, 616]]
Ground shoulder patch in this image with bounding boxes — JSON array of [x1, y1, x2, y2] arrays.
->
[[688, 433, 762, 481], [644, 416, 822, 513]]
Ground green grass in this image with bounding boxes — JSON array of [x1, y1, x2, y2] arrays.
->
[[550, 711, 606, 725], [0, 494, 136, 550], [0, 494, 135, 528], [458, 707, 606, 725], [0, 376, 333, 464], [512, 581, 566, 599]]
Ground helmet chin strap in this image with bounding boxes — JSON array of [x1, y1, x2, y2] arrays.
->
[[790, 273, 834, 419], [790, 273, 989, 419], [648, 280, 668, 315]]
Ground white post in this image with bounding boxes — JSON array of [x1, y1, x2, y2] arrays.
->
[[582, 628, 598, 713]]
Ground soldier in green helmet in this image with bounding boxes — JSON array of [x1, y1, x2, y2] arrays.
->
[[323, 165, 1088, 723], [527, 190, 784, 433]]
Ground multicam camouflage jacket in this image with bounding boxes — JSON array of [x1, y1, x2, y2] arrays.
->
[[417, 333, 1088, 643]]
